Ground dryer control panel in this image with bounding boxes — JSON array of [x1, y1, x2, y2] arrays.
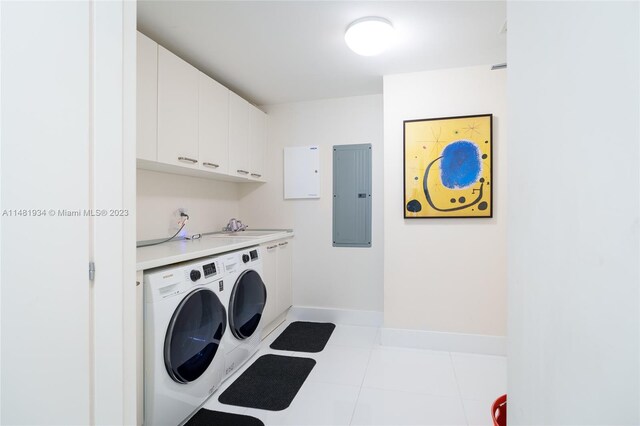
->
[[219, 247, 262, 275]]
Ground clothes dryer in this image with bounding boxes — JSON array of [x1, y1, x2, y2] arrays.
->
[[217, 247, 267, 382]]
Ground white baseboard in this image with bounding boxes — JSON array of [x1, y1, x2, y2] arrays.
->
[[261, 311, 287, 339], [288, 305, 383, 327], [286, 306, 505, 356], [380, 327, 506, 356]]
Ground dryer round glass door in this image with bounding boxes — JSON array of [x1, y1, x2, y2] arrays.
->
[[229, 269, 267, 340], [164, 288, 227, 384]]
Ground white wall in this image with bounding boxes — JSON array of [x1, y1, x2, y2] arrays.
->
[[136, 169, 240, 241], [383, 66, 507, 337], [507, 2, 639, 424], [239, 95, 384, 312]]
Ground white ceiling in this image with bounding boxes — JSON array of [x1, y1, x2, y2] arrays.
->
[[138, 1, 506, 106]]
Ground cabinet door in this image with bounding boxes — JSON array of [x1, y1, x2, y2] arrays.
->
[[136, 32, 157, 161], [249, 105, 267, 181], [228, 92, 250, 178], [157, 46, 199, 169], [198, 72, 229, 174], [261, 243, 278, 326], [276, 239, 293, 314]]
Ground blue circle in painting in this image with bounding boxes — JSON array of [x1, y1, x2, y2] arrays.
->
[[439, 140, 481, 189]]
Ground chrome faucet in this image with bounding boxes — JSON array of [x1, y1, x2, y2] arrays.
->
[[223, 218, 248, 232]]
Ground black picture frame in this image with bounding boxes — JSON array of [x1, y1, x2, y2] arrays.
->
[[402, 114, 495, 219]]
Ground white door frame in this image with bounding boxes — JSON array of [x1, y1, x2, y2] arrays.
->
[[91, 1, 137, 425]]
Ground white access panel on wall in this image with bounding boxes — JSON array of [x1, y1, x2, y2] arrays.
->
[[284, 146, 320, 199]]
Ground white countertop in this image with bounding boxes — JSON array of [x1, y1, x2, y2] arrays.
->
[[136, 229, 293, 271]]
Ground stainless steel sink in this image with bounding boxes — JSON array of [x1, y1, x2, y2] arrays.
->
[[230, 230, 283, 236], [206, 230, 285, 238]]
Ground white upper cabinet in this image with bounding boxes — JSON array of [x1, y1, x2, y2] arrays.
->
[[230, 100, 267, 181], [137, 34, 268, 182], [228, 92, 250, 178], [198, 72, 229, 175], [157, 46, 199, 169], [249, 105, 267, 181], [136, 32, 157, 161]]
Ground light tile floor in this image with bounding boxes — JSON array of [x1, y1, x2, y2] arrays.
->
[[201, 320, 506, 426]]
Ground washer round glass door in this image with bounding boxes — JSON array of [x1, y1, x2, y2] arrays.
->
[[229, 269, 267, 339], [164, 288, 227, 384]]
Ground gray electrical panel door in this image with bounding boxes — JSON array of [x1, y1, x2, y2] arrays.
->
[[333, 144, 372, 247]]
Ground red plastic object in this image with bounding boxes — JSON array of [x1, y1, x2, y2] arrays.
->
[[491, 394, 507, 426]]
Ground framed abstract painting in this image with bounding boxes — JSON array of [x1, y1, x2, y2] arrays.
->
[[403, 114, 493, 218]]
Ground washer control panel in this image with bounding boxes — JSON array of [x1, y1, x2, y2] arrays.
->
[[144, 255, 227, 302], [189, 270, 201, 282], [186, 260, 221, 285], [202, 262, 217, 277]]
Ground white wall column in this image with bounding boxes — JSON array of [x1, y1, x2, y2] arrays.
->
[[507, 1, 640, 423]]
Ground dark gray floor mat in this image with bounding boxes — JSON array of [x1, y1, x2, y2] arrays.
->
[[270, 321, 336, 353], [183, 409, 264, 426], [218, 354, 316, 411]]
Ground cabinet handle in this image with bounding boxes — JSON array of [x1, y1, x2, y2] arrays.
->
[[266, 245, 278, 250], [251, 173, 262, 178], [203, 162, 219, 168], [278, 241, 288, 246], [178, 156, 198, 164], [237, 169, 249, 174]]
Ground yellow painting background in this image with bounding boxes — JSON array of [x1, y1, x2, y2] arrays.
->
[[404, 115, 492, 218]]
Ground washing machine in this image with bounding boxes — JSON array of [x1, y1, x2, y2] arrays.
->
[[218, 247, 267, 382], [144, 255, 228, 426]]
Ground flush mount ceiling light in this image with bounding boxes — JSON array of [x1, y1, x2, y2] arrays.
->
[[345, 17, 395, 56]]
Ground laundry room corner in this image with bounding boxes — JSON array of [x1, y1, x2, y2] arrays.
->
[[238, 95, 385, 318]]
